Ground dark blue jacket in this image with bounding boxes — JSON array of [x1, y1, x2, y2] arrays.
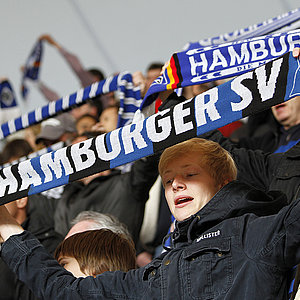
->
[[201, 130, 300, 203], [2, 181, 299, 300]]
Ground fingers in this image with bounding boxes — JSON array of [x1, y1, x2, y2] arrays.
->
[[132, 71, 146, 96], [91, 122, 105, 133], [0, 205, 24, 242], [292, 47, 300, 58], [160, 61, 170, 75]]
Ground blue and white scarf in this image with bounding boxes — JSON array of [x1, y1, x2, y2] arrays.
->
[[184, 7, 300, 50], [0, 51, 298, 204], [141, 29, 300, 111], [0, 72, 140, 139], [21, 40, 43, 100], [0, 141, 65, 170], [117, 73, 142, 127]]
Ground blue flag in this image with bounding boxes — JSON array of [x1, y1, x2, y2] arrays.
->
[[21, 40, 43, 100]]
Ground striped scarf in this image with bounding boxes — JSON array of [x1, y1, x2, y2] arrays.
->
[[141, 29, 300, 111], [184, 7, 300, 50], [0, 72, 140, 139], [0, 51, 298, 204]]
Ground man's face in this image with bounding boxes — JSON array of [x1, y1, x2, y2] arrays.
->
[[98, 107, 118, 133], [76, 116, 97, 135], [271, 96, 300, 130], [161, 154, 221, 221]]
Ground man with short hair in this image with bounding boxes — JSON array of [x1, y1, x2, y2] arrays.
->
[[65, 211, 131, 240], [232, 95, 300, 153], [0, 138, 299, 299], [35, 113, 77, 147]]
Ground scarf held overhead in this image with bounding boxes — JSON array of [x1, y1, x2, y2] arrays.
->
[[0, 51, 299, 205], [184, 7, 300, 50], [21, 40, 43, 100], [142, 29, 300, 110], [0, 72, 141, 140]]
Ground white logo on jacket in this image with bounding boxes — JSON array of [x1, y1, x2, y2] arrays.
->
[[196, 230, 221, 242]]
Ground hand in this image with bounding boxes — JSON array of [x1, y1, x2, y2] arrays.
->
[[292, 47, 300, 58], [0, 205, 24, 243], [90, 122, 105, 134], [0, 77, 8, 82], [160, 60, 170, 75], [39, 34, 61, 49], [132, 71, 146, 97], [136, 251, 153, 267]]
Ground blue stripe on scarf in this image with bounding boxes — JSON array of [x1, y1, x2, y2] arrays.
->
[[0, 51, 297, 204], [28, 151, 69, 195], [185, 8, 300, 50], [142, 30, 300, 110], [0, 73, 138, 140]]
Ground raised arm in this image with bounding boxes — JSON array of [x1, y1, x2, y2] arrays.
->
[[39, 34, 96, 87], [0, 205, 145, 299]]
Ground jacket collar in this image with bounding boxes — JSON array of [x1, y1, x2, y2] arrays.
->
[[171, 181, 287, 246], [284, 141, 300, 158]]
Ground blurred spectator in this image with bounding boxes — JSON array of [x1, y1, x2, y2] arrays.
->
[[0, 138, 62, 299], [66, 210, 131, 240], [75, 114, 98, 135], [24, 123, 42, 151], [54, 133, 159, 245], [133, 62, 164, 98], [38, 34, 117, 119], [0, 138, 33, 165], [230, 96, 300, 153], [91, 104, 119, 134], [35, 112, 77, 147]]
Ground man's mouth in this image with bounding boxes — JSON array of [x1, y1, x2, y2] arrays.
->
[[175, 197, 193, 206]]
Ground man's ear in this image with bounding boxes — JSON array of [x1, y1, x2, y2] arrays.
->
[[15, 197, 28, 209]]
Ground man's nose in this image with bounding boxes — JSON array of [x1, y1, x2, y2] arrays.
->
[[172, 176, 186, 191]]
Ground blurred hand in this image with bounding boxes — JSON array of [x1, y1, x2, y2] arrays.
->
[[0, 205, 24, 243], [90, 122, 105, 134], [132, 71, 146, 97], [136, 251, 153, 267], [39, 34, 61, 49]]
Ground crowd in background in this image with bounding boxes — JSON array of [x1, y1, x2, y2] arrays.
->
[[0, 33, 300, 299]]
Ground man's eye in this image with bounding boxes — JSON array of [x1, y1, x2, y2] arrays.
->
[[165, 179, 172, 185], [187, 173, 198, 177]]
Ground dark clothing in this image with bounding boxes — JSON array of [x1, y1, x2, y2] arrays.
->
[[236, 120, 279, 152], [3, 181, 299, 300], [54, 155, 159, 244], [236, 120, 300, 154], [274, 123, 300, 153], [202, 130, 300, 203], [0, 194, 63, 300]]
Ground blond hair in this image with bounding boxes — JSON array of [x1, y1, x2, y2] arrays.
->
[[159, 138, 237, 186]]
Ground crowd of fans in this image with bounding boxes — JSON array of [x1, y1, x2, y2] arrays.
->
[[0, 33, 299, 299]]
